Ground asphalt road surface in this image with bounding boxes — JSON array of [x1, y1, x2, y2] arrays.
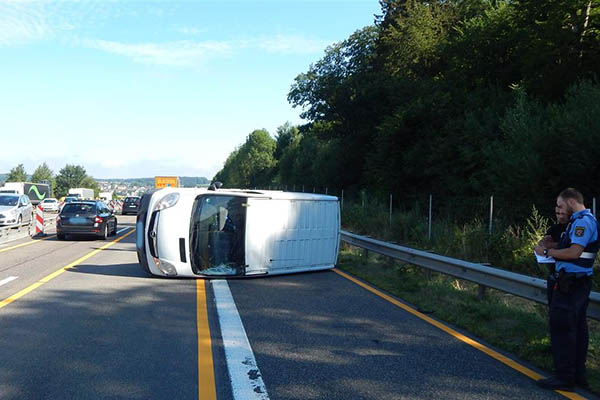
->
[[0, 215, 593, 399]]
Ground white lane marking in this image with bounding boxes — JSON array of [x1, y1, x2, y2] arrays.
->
[[0, 276, 18, 287], [212, 280, 269, 400], [116, 227, 130, 235]]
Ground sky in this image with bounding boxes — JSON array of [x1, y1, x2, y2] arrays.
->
[[0, 0, 381, 180]]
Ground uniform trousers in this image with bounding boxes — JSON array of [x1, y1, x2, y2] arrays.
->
[[549, 276, 592, 382]]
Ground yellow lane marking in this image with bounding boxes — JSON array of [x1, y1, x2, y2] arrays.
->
[[196, 279, 217, 400], [333, 268, 588, 400], [0, 229, 135, 310], [0, 235, 55, 254]]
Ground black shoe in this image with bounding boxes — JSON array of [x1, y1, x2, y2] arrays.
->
[[575, 375, 590, 390], [536, 376, 575, 391]]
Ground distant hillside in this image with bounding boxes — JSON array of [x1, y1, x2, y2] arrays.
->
[[96, 176, 210, 187]]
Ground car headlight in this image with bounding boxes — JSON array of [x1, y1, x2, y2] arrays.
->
[[153, 192, 180, 212], [152, 258, 178, 276]]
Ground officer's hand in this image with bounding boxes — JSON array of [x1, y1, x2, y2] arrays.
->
[[534, 245, 546, 256]]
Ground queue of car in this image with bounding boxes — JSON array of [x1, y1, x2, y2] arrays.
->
[[0, 190, 142, 244], [40, 198, 60, 212], [56, 200, 118, 240], [0, 193, 33, 226], [121, 196, 141, 215]]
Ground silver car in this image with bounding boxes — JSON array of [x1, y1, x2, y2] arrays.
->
[[0, 194, 33, 226]]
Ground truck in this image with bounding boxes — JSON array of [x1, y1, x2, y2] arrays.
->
[[0, 182, 51, 205], [99, 191, 114, 201], [68, 188, 94, 199], [155, 176, 180, 189]]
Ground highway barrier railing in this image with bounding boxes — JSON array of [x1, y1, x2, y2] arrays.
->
[[0, 221, 33, 245], [340, 230, 600, 321], [0, 214, 57, 245]]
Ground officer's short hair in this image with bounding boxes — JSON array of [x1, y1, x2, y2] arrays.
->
[[559, 188, 584, 205]]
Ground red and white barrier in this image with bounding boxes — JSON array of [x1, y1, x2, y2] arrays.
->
[[35, 205, 44, 235]]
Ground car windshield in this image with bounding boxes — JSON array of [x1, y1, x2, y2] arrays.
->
[[190, 195, 246, 276], [0, 196, 19, 206], [61, 204, 95, 215], [43, 199, 56, 203], [125, 198, 139, 203]]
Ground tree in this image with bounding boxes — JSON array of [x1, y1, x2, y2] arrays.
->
[[54, 165, 88, 198], [274, 122, 300, 160], [288, 26, 382, 188], [513, 0, 600, 99], [6, 164, 27, 182], [213, 130, 276, 188], [31, 162, 53, 183]]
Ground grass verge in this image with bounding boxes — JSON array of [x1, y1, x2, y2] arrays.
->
[[337, 245, 600, 395]]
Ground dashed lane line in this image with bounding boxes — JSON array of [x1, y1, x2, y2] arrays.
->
[[0, 276, 18, 287]]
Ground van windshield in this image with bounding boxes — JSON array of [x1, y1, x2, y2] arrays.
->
[[190, 195, 246, 276]]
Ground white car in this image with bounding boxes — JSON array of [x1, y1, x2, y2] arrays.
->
[[0, 194, 33, 226], [136, 186, 340, 278], [41, 198, 60, 212]]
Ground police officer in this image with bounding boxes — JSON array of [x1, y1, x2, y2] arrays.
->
[[535, 188, 598, 391]]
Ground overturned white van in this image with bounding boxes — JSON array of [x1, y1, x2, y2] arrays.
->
[[136, 187, 340, 277]]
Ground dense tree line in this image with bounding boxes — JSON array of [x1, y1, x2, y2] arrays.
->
[[215, 0, 600, 216]]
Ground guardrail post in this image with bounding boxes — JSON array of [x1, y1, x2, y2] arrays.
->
[[363, 248, 369, 262], [489, 196, 494, 235], [389, 194, 393, 228], [428, 194, 432, 240], [478, 285, 486, 300]]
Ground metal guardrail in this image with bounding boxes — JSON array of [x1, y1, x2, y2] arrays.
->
[[0, 213, 57, 245], [340, 230, 600, 320], [0, 221, 32, 244]]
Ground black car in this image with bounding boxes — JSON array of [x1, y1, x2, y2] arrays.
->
[[121, 196, 141, 215], [56, 201, 117, 240]]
